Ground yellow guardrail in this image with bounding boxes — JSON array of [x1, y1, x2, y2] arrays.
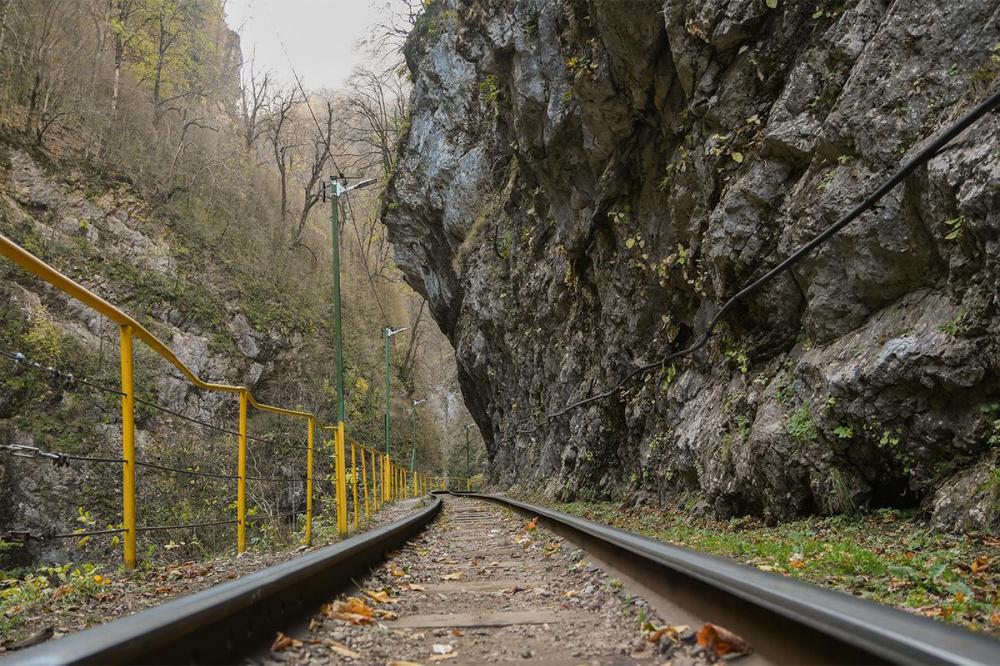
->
[[0, 233, 444, 567]]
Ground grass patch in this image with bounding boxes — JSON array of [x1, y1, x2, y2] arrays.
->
[[548, 500, 1000, 635]]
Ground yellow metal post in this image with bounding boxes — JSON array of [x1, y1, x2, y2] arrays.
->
[[351, 443, 359, 530], [335, 422, 347, 536], [237, 390, 248, 553], [361, 445, 370, 522], [467, 477, 472, 492], [371, 448, 378, 512], [119, 325, 137, 569], [305, 416, 314, 545], [413, 469, 418, 496]]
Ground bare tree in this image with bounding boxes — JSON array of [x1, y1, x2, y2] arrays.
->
[[236, 58, 272, 152], [108, 0, 139, 130], [137, 0, 209, 128], [344, 67, 408, 177], [266, 87, 298, 222], [292, 97, 334, 247]]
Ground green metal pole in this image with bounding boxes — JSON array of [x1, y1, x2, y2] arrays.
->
[[384, 327, 391, 457], [330, 179, 345, 425], [410, 404, 417, 474]]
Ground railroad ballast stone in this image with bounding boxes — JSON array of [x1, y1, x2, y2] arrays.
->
[[266, 495, 715, 664], [381, 0, 1000, 529]]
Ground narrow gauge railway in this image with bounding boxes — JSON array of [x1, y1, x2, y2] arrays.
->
[[5, 493, 1000, 666]]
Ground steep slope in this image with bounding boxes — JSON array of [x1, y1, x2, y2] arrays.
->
[[382, 0, 1000, 529]]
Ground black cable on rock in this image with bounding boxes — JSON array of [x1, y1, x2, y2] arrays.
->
[[518, 86, 1000, 434]]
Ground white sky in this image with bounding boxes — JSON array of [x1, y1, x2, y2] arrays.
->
[[225, 0, 389, 91]]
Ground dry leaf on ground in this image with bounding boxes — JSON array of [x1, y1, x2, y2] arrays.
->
[[970, 556, 991, 573], [365, 589, 396, 603], [428, 654, 458, 662], [525, 517, 538, 531], [648, 624, 688, 643], [441, 572, 463, 581], [321, 596, 375, 625], [326, 640, 360, 658], [271, 632, 302, 652], [696, 623, 752, 658], [388, 661, 425, 666]]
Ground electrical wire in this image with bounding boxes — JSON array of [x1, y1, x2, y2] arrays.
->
[[137, 519, 238, 533], [345, 194, 391, 327], [517, 85, 1000, 434], [0, 349, 123, 396]]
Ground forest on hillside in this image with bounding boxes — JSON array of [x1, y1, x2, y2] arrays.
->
[[0, 0, 486, 571]]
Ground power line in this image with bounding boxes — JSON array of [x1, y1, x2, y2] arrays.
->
[[0, 349, 122, 396], [344, 193, 391, 327], [0, 443, 124, 466]]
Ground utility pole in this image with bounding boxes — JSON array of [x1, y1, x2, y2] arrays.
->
[[328, 175, 374, 535], [383, 326, 407, 458], [465, 423, 473, 481], [328, 175, 375, 428]]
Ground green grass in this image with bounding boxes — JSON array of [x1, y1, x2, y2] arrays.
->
[[548, 500, 1000, 635]]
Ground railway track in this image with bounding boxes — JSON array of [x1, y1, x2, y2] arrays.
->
[[5, 493, 1000, 665]]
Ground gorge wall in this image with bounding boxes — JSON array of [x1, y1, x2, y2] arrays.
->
[[382, 0, 1000, 530]]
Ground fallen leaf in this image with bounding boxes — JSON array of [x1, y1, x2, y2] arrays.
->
[[696, 623, 752, 659], [441, 572, 463, 581], [271, 632, 303, 652], [51, 584, 74, 600], [327, 640, 360, 658], [731, 151, 744, 163], [564, 590, 578, 598], [991, 611, 1000, 627], [308, 617, 322, 632], [432, 643, 455, 655], [405, 583, 426, 592], [450, 628, 464, 637], [366, 589, 396, 604], [970, 556, 991, 573], [321, 597, 375, 625], [389, 566, 406, 577], [502, 585, 523, 595], [388, 661, 425, 666], [648, 624, 688, 643], [375, 609, 399, 620], [788, 553, 806, 569], [525, 517, 538, 531]]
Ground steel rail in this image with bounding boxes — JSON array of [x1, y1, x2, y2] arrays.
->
[[1, 495, 441, 666], [458, 493, 1000, 666]]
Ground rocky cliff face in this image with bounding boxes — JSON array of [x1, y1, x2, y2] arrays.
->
[[383, 0, 1000, 529]]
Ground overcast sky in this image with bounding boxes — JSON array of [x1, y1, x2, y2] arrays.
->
[[225, 0, 389, 91]]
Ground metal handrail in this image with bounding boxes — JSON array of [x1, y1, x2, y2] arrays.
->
[[0, 235, 305, 417], [0, 232, 439, 566]]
